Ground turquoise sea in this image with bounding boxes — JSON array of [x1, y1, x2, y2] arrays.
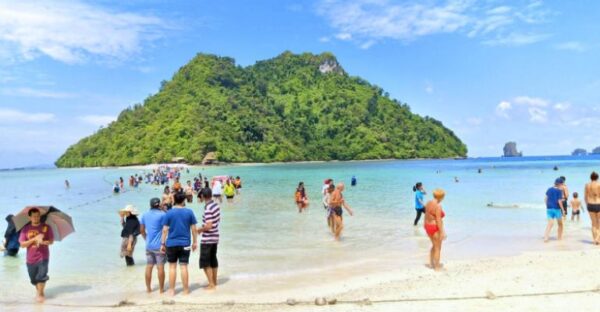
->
[[1, 156, 600, 308]]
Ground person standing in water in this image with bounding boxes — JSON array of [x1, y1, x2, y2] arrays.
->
[[119, 205, 141, 266], [19, 208, 54, 302], [161, 186, 173, 210], [571, 192, 583, 222], [3, 214, 20, 256], [160, 193, 198, 296], [351, 176, 357, 186], [64, 180, 70, 189], [198, 188, 221, 290], [295, 182, 309, 212], [413, 183, 426, 226], [544, 178, 565, 242], [585, 172, 600, 244], [559, 176, 569, 218], [330, 183, 354, 240], [223, 180, 236, 203], [323, 183, 335, 233], [184, 181, 194, 204], [423, 189, 446, 271], [140, 198, 166, 293]]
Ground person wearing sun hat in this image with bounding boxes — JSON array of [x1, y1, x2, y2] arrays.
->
[[119, 204, 141, 266]]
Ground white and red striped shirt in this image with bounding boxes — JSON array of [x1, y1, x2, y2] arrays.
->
[[201, 200, 220, 244]]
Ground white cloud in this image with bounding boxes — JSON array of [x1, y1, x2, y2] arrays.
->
[[495, 100, 512, 118], [514, 96, 548, 107], [79, 115, 116, 127], [2, 87, 75, 99], [0, 108, 55, 123], [317, 0, 552, 47], [528, 107, 547, 123], [554, 102, 571, 111], [466, 117, 482, 126], [554, 41, 586, 52], [482, 32, 550, 46], [0, 0, 167, 64], [319, 36, 331, 43], [335, 33, 353, 41], [360, 40, 376, 49], [425, 82, 434, 94]]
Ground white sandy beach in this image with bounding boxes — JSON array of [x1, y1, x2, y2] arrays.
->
[[4, 247, 600, 312]]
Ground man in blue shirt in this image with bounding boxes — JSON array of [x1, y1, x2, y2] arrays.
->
[[544, 178, 565, 242], [140, 198, 166, 293], [160, 192, 198, 296]]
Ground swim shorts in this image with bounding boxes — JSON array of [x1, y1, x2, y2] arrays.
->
[[146, 250, 166, 265], [166, 246, 190, 264], [199, 244, 218, 269], [547, 209, 562, 219]]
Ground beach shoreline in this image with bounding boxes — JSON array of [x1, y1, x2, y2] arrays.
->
[[4, 248, 600, 312]]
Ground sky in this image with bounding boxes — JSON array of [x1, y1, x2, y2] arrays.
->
[[0, 0, 599, 168]]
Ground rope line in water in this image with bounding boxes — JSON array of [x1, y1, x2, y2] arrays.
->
[[3, 287, 600, 308]]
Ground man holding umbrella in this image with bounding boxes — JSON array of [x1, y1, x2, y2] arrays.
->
[[19, 208, 54, 303]]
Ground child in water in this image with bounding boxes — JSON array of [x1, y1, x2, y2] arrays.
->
[[571, 192, 582, 222]]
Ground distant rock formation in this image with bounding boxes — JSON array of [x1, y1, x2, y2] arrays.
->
[[503, 142, 522, 157], [572, 148, 587, 156], [592, 147, 600, 155]]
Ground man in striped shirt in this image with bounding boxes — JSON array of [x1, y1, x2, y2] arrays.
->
[[198, 188, 221, 290]]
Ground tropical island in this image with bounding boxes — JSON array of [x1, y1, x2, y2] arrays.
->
[[572, 148, 587, 156], [56, 52, 467, 167], [503, 142, 522, 157]]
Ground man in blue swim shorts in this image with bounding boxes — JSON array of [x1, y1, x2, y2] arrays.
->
[[544, 178, 565, 242]]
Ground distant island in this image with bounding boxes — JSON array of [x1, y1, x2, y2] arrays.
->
[[593, 147, 600, 155], [55, 51, 467, 168], [572, 148, 587, 156], [503, 142, 522, 157]]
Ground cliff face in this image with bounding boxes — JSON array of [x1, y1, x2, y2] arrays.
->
[[56, 51, 468, 167], [503, 142, 522, 157]]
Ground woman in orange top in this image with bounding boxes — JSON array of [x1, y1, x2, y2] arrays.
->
[[423, 189, 446, 271]]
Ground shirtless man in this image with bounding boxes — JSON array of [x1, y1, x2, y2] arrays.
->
[[329, 183, 354, 241], [585, 172, 600, 244], [161, 186, 174, 211], [559, 176, 569, 218]]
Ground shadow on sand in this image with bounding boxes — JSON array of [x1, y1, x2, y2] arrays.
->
[[45, 284, 92, 298]]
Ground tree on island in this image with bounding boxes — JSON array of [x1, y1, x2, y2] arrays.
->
[[55, 52, 467, 167], [572, 148, 587, 156]]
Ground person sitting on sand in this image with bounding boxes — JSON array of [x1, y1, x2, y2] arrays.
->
[[160, 193, 198, 296], [140, 198, 166, 293], [119, 205, 140, 266], [585, 172, 600, 244], [571, 192, 583, 222], [19, 208, 54, 303], [423, 189, 446, 271], [329, 183, 354, 240], [544, 178, 565, 242]]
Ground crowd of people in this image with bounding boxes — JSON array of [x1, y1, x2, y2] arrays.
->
[[6, 167, 600, 302]]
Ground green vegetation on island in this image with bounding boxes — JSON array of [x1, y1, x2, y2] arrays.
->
[[56, 52, 467, 167]]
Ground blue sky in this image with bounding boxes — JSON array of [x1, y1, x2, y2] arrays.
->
[[0, 0, 599, 168]]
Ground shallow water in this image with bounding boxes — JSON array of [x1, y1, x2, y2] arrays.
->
[[1, 156, 599, 307]]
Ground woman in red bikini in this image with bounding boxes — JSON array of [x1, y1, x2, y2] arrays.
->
[[423, 189, 446, 271]]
